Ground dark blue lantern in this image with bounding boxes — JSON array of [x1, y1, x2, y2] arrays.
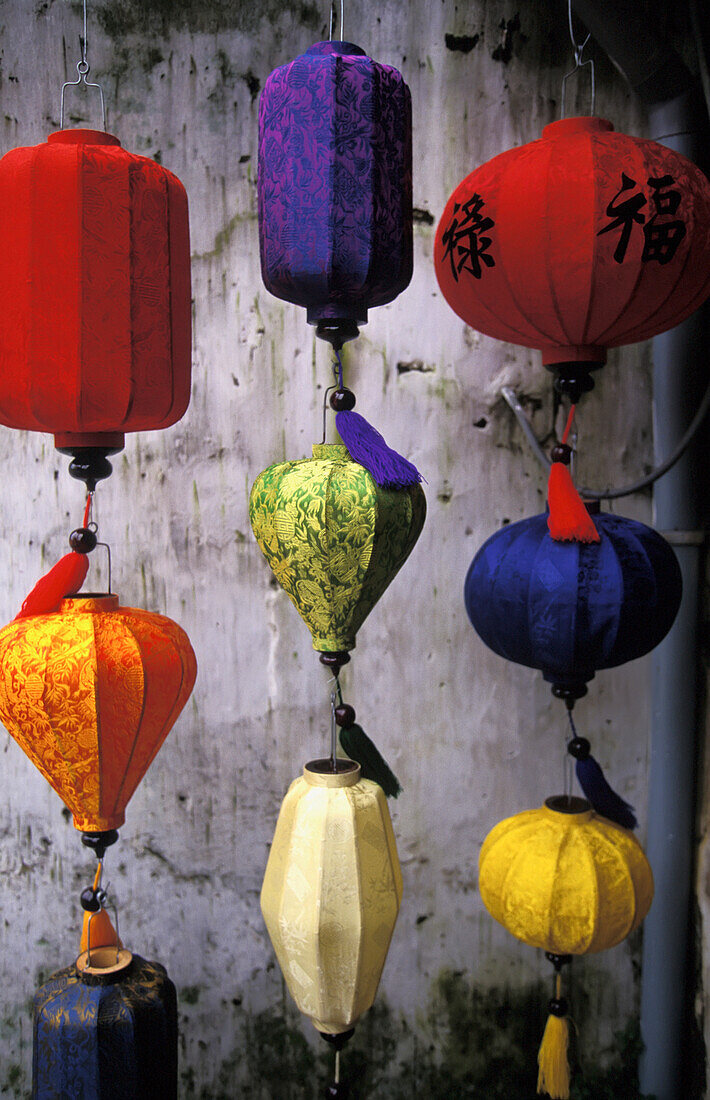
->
[[465, 511, 682, 698], [258, 41, 413, 348], [33, 954, 177, 1100]]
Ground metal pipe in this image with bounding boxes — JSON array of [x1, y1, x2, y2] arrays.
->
[[569, 8, 709, 1098]]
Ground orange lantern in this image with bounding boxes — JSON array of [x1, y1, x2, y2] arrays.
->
[[0, 594, 196, 831]]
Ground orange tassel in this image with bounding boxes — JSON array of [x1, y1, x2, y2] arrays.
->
[[547, 404, 599, 544], [15, 552, 89, 619]]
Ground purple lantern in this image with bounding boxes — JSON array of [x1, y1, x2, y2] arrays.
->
[[258, 41, 413, 348]]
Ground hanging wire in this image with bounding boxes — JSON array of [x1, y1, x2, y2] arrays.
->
[[330, 689, 338, 770], [560, 0, 595, 118], [60, 0, 106, 130], [329, 0, 345, 41], [501, 383, 710, 500]]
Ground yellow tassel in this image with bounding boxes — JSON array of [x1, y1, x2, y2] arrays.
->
[[537, 1013, 570, 1097], [537, 976, 571, 1099]]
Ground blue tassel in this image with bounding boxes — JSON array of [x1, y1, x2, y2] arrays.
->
[[576, 756, 637, 830], [335, 410, 423, 490]]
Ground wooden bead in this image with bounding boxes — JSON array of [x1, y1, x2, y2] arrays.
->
[[329, 388, 356, 412], [69, 527, 98, 554], [550, 443, 572, 464], [334, 704, 356, 729]]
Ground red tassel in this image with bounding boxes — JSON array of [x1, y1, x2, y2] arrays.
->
[[15, 552, 89, 619], [547, 405, 600, 544], [547, 464, 600, 542]]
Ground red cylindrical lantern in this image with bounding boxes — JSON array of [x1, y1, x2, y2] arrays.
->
[[434, 117, 710, 393], [0, 128, 191, 453]]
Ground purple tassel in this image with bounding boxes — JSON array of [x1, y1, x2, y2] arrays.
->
[[576, 756, 638, 830], [336, 410, 423, 489]]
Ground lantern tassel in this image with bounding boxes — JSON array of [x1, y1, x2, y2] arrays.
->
[[338, 724, 402, 798], [537, 1012, 570, 1099], [336, 410, 423, 490], [15, 552, 89, 619], [547, 405, 599, 543], [575, 755, 637, 830]]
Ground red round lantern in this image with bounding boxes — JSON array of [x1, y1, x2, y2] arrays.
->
[[0, 129, 191, 455], [434, 117, 710, 393]]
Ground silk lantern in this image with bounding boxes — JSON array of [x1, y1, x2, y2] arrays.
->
[[0, 128, 191, 483], [258, 41, 412, 349], [261, 758, 402, 1036], [479, 796, 653, 1098], [465, 509, 682, 701], [0, 594, 197, 833], [434, 117, 710, 398], [33, 953, 178, 1100], [249, 444, 425, 655]]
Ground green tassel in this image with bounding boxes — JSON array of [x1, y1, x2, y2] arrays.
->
[[338, 724, 402, 798]]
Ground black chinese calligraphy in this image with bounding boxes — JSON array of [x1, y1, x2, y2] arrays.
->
[[441, 193, 496, 280], [598, 172, 687, 265]]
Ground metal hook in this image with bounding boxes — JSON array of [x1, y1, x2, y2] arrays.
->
[[561, 0, 595, 118], [60, 0, 107, 130], [95, 541, 112, 595], [329, 0, 345, 41]]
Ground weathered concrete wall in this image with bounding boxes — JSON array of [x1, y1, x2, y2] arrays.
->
[[0, 0, 683, 1096]]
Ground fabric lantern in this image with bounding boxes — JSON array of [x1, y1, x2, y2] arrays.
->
[[249, 444, 425, 654], [465, 509, 682, 699], [33, 953, 177, 1100], [261, 758, 402, 1035], [258, 41, 412, 349], [434, 117, 710, 398], [478, 796, 653, 1098], [0, 128, 191, 475], [0, 594, 197, 832]]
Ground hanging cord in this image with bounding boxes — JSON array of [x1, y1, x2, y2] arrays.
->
[[321, 359, 341, 443], [330, 688, 338, 771], [60, 0, 106, 130], [561, 0, 595, 118], [501, 383, 710, 499]]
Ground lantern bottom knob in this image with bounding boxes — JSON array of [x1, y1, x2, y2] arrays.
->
[[315, 319, 361, 350], [56, 444, 123, 491], [548, 362, 601, 404], [81, 830, 120, 859], [319, 1029, 355, 1051]]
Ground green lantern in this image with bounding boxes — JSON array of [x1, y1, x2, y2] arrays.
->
[[249, 444, 426, 652]]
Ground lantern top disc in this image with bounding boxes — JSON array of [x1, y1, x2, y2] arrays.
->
[[48, 129, 121, 147]]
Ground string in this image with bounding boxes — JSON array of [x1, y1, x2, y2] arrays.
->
[[82, 492, 93, 529], [561, 404, 576, 445]]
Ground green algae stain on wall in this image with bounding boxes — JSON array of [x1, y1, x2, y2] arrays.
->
[[178, 970, 654, 1099], [95, 0, 322, 38]]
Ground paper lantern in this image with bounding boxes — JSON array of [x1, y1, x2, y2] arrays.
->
[[0, 128, 191, 455], [0, 594, 197, 831], [465, 510, 681, 697], [261, 759, 402, 1035], [434, 117, 710, 394], [479, 796, 653, 955], [258, 41, 412, 348], [33, 953, 177, 1100], [249, 444, 425, 653]]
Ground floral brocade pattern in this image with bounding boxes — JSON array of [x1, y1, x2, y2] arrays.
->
[[260, 773, 403, 1033], [33, 955, 178, 1100], [249, 444, 426, 651], [258, 41, 413, 321], [0, 596, 197, 831], [478, 803, 654, 955]]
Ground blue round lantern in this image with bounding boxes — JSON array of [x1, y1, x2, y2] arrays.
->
[[465, 511, 682, 698], [258, 41, 413, 348]]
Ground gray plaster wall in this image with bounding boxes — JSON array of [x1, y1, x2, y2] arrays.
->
[[0, 0, 698, 1096]]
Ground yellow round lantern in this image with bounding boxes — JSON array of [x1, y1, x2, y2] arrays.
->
[[478, 796, 654, 1099], [0, 594, 197, 832], [249, 443, 426, 653], [260, 758, 402, 1036]]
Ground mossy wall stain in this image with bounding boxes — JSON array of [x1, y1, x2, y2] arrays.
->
[[94, 0, 322, 39], [174, 969, 654, 1099]]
